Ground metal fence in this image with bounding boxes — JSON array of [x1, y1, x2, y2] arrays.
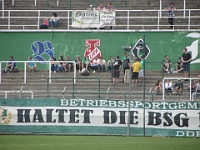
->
[[0, 9, 199, 30]]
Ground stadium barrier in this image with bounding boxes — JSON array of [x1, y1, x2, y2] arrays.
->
[[162, 77, 199, 101], [0, 61, 76, 84], [0, 9, 200, 30]]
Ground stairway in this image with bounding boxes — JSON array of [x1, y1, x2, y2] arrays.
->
[[0, 69, 199, 101]]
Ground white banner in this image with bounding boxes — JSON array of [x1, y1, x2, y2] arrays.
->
[[72, 10, 116, 28], [1, 106, 200, 131]]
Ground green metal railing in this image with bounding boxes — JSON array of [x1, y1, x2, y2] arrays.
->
[[47, 77, 101, 99]]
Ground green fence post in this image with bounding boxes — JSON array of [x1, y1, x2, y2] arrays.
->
[[124, 93, 126, 101], [90, 0, 94, 6], [143, 34, 146, 137], [69, 0, 71, 10], [98, 78, 100, 100], [114, 0, 117, 9], [147, 0, 150, 5], [123, 0, 126, 6]]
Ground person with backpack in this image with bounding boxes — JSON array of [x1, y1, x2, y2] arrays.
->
[[113, 56, 122, 85], [123, 54, 130, 84]]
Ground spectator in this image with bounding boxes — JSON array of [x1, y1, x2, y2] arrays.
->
[[192, 79, 200, 99], [106, 2, 115, 10], [90, 56, 98, 73], [106, 2, 115, 29], [75, 55, 82, 72], [82, 56, 90, 71], [123, 54, 130, 84], [107, 56, 114, 72], [181, 48, 192, 79], [65, 56, 73, 72], [163, 55, 172, 73], [49, 13, 59, 28], [4, 56, 17, 73], [174, 79, 183, 95], [139, 55, 144, 84], [26, 56, 36, 72], [97, 57, 106, 72], [58, 56, 66, 72], [113, 56, 122, 85], [132, 58, 141, 87], [155, 79, 162, 95], [40, 18, 49, 29], [173, 57, 183, 73], [51, 57, 58, 73], [97, 4, 104, 10], [165, 79, 173, 95], [165, 3, 176, 29]]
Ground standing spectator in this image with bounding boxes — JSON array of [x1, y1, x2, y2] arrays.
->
[[165, 79, 173, 95], [123, 54, 130, 84], [90, 56, 98, 73], [155, 79, 162, 95], [106, 2, 115, 10], [113, 56, 122, 85], [106, 2, 116, 29], [163, 55, 172, 73], [40, 18, 49, 29], [75, 55, 82, 72], [181, 48, 192, 79], [4, 56, 17, 73], [107, 56, 114, 72], [82, 56, 90, 71], [97, 57, 106, 72], [97, 4, 104, 10], [49, 13, 59, 28], [132, 58, 141, 87], [26, 56, 36, 72], [165, 3, 176, 29], [174, 79, 183, 95], [139, 55, 144, 84], [51, 57, 58, 73]]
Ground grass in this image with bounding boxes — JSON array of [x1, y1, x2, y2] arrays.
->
[[0, 135, 200, 150]]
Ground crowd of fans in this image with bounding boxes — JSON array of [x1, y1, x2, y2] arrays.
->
[[3, 45, 200, 99]]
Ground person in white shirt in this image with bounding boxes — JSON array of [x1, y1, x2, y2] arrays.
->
[[97, 57, 106, 72], [165, 79, 173, 95], [90, 56, 98, 73]]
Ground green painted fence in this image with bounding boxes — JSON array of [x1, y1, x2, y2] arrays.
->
[[0, 31, 199, 70]]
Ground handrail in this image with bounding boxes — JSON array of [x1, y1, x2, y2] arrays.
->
[[0, 9, 200, 30], [0, 90, 33, 99], [0, 61, 77, 84], [162, 77, 199, 101]]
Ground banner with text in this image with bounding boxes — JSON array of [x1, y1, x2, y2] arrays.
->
[[0, 98, 200, 137], [72, 10, 116, 28]]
